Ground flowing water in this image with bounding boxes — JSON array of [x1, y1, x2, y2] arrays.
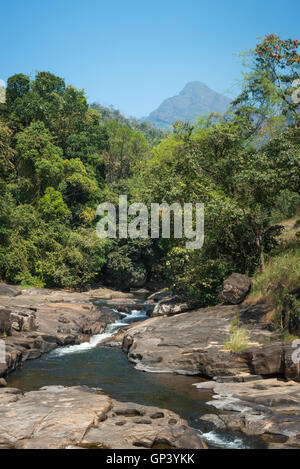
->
[[7, 304, 265, 449]]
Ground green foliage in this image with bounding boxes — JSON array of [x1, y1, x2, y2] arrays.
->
[[232, 35, 300, 131], [38, 188, 70, 221], [90, 102, 165, 144], [0, 36, 299, 296], [104, 239, 154, 290], [0, 71, 155, 290], [272, 190, 300, 221]]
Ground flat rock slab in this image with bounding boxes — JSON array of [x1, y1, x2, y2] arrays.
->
[[0, 386, 206, 449], [197, 378, 300, 449]]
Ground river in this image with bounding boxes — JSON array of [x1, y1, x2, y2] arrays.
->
[[7, 305, 265, 449]]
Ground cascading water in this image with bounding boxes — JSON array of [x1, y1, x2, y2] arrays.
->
[[51, 308, 148, 357], [7, 303, 265, 449]]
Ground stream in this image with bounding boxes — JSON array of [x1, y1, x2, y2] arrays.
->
[[7, 303, 266, 449]]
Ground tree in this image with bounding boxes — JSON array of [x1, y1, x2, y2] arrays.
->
[[38, 187, 70, 221], [6, 74, 30, 106], [232, 35, 300, 136]]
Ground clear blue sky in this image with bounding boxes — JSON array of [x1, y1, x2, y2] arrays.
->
[[1, 0, 300, 117]]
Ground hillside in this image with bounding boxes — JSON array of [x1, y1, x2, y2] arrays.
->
[[144, 81, 232, 129], [90, 102, 165, 143]]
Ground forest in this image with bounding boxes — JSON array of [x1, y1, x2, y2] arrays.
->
[[0, 35, 299, 332]]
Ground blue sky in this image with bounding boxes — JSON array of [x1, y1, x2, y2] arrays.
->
[[1, 0, 300, 117]]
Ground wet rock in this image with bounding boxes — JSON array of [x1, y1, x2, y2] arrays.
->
[[219, 273, 252, 304], [0, 288, 132, 377], [0, 386, 207, 449]]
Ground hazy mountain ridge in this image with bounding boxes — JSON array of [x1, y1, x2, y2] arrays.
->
[[144, 81, 232, 129]]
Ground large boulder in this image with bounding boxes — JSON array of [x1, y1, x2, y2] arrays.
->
[[239, 343, 300, 381], [0, 378, 7, 388], [219, 273, 252, 304]]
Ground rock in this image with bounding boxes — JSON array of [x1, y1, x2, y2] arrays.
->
[[213, 375, 264, 383], [239, 344, 300, 381], [0, 288, 135, 378], [148, 289, 197, 317], [152, 301, 190, 317], [123, 305, 258, 376], [11, 308, 37, 332], [219, 273, 252, 304], [0, 308, 12, 337], [197, 378, 300, 449], [0, 386, 207, 449], [123, 303, 300, 380], [0, 378, 7, 387], [0, 284, 21, 297], [147, 290, 173, 303], [100, 320, 146, 348]]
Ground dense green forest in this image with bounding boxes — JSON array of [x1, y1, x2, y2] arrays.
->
[[0, 35, 299, 326]]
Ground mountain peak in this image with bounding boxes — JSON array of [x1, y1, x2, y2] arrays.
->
[[180, 81, 210, 95], [145, 82, 231, 129]]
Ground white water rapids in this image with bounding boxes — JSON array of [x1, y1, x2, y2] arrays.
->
[[51, 308, 148, 357], [46, 305, 251, 449]]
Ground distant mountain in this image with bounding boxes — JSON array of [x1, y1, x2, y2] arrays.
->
[[144, 81, 231, 129]]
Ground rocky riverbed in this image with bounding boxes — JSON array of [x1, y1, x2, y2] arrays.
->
[[197, 378, 300, 449], [0, 284, 144, 379], [1, 283, 300, 449]]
